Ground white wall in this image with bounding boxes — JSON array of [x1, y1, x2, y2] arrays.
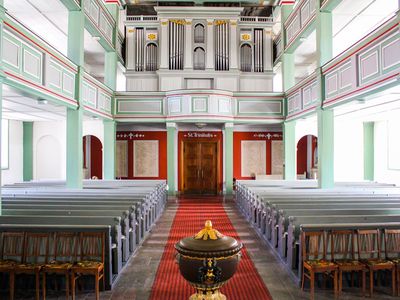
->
[[375, 120, 400, 186], [83, 120, 104, 145], [334, 117, 364, 181], [2, 120, 23, 184], [33, 121, 66, 180]]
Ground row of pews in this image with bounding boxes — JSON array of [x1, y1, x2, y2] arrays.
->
[[236, 179, 400, 298], [0, 179, 167, 300]]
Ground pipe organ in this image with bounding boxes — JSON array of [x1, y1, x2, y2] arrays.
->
[[214, 20, 230, 71], [125, 6, 274, 92], [168, 20, 185, 70]]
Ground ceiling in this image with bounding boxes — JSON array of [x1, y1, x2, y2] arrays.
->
[[4, 0, 107, 82], [2, 86, 66, 122], [293, 30, 317, 83], [332, 0, 398, 57]]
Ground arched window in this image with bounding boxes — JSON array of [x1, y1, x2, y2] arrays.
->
[[146, 43, 158, 71], [194, 24, 205, 43], [193, 47, 205, 70], [240, 44, 252, 72]]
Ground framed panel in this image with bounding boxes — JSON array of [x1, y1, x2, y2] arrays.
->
[[82, 81, 97, 106], [271, 140, 283, 175], [62, 71, 75, 97], [22, 44, 42, 83], [116, 140, 128, 178], [218, 97, 231, 114], [168, 97, 182, 114], [325, 72, 338, 97], [192, 97, 208, 113], [381, 34, 400, 73], [359, 47, 380, 84], [2, 32, 21, 72], [133, 140, 159, 177], [117, 100, 163, 114], [241, 140, 266, 177]]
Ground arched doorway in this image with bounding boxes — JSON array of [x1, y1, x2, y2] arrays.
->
[[297, 135, 318, 179], [83, 135, 103, 179]]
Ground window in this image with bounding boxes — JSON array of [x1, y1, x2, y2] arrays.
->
[[194, 24, 205, 43], [1, 119, 9, 169], [194, 47, 205, 70], [240, 44, 252, 72], [146, 43, 158, 71]]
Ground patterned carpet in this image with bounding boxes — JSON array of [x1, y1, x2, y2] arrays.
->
[[150, 197, 272, 300]]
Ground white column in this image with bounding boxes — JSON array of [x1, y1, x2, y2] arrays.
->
[[206, 19, 214, 70], [264, 29, 273, 71], [184, 19, 193, 69], [160, 19, 169, 69], [229, 19, 238, 70], [126, 26, 135, 70]]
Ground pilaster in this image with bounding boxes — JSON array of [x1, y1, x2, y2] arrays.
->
[[206, 19, 214, 70], [160, 19, 169, 69], [363, 122, 375, 181], [283, 121, 296, 180], [0, 0, 6, 211], [184, 19, 193, 70], [167, 122, 177, 195], [316, 1, 333, 67], [317, 108, 334, 188], [105, 52, 118, 90], [229, 20, 238, 70], [23, 122, 33, 182], [224, 123, 234, 195], [103, 120, 116, 180], [282, 53, 295, 91]]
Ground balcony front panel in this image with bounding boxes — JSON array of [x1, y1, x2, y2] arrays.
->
[[322, 16, 399, 108], [82, 72, 113, 118], [286, 73, 318, 119], [2, 15, 78, 107]]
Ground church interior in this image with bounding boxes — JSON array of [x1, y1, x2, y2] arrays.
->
[[0, 0, 399, 299]]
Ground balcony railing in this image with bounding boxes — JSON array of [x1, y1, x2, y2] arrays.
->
[[2, 13, 78, 107], [239, 16, 274, 23], [82, 72, 113, 117], [126, 15, 158, 22]]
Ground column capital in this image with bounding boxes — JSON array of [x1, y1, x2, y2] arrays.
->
[[166, 122, 177, 128], [224, 122, 234, 129]]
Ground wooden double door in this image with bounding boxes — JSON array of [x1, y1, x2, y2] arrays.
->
[[182, 141, 219, 195]]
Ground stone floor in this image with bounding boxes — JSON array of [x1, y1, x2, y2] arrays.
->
[[5, 197, 398, 299]]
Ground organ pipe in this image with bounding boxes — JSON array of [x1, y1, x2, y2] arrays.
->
[[169, 20, 184, 70], [214, 21, 229, 71]]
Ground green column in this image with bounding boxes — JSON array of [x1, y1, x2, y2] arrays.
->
[[167, 123, 176, 195], [283, 121, 296, 180], [363, 122, 375, 181], [67, 10, 85, 66], [316, 3, 333, 67], [225, 123, 234, 195], [23, 122, 33, 181], [103, 120, 116, 180], [317, 108, 334, 188], [281, 3, 295, 92], [66, 8, 84, 188], [105, 52, 118, 90], [66, 107, 83, 188], [282, 53, 295, 91]]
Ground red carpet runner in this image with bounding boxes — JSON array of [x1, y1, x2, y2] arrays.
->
[[150, 197, 272, 300]]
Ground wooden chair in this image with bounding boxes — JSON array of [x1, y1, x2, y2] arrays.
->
[[15, 232, 50, 300], [42, 232, 78, 300], [71, 232, 105, 300], [384, 229, 400, 296], [330, 230, 366, 295], [0, 232, 25, 300], [301, 230, 338, 300], [357, 229, 395, 297]]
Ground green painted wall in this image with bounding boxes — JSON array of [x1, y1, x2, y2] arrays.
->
[[167, 124, 176, 195], [225, 123, 234, 195], [318, 108, 334, 188], [283, 121, 296, 180], [66, 107, 83, 188], [103, 120, 116, 180], [364, 122, 375, 181], [23, 122, 33, 181]]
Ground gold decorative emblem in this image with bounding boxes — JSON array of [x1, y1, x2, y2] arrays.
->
[[128, 29, 135, 33], [147, 33, 157, 40], [194, 220, 224, 240], [214, 20, 228, 26], [230, 21, 237, 26], [170, 19, 186, 25], [207, 21, 213, 26], [241, 33, 251, 41], [161, 21, 168, 26]]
